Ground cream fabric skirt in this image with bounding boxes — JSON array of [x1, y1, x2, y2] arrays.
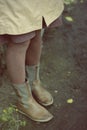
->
[[0, 16, 62, 44]]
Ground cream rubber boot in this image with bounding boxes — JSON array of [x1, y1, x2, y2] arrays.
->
[[13, 80, 53, 122], [25, 64, 53, 106]]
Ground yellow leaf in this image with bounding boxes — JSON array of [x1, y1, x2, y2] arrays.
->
[[3, 109, 7, 113], [65, 16, 73, 22], [67, 98, 73, 104]]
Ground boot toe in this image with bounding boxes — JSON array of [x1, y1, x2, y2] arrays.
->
[[32, 87, 54, 106], [39, 112, 53, 122]]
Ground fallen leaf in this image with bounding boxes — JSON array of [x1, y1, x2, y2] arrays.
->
[[67, 98, 74, 104]]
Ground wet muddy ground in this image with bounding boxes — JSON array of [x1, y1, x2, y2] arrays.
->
[[0, 0, 87, 130]]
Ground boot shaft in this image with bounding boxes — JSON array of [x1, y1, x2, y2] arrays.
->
[[12, 80, 32, 108], [25, 64, 40, 84]]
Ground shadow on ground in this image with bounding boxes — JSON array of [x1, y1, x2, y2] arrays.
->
[[0, 0, 87, 130]]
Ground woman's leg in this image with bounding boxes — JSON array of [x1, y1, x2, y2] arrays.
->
[[25, 30, 53, 106], [6, 40, 30, 84], [25, 30, 42, 66]]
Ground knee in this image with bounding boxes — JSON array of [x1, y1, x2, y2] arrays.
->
[[7, 40, 30, 51]]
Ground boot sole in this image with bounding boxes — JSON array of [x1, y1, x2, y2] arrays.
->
[[38, 98, 54, 106], [18, 109, 53, 122]]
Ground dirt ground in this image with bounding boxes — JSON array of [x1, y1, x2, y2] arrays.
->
[[0, 0, 87, 130]]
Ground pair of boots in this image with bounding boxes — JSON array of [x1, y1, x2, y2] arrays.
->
[[13, 64, 53, 122]]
